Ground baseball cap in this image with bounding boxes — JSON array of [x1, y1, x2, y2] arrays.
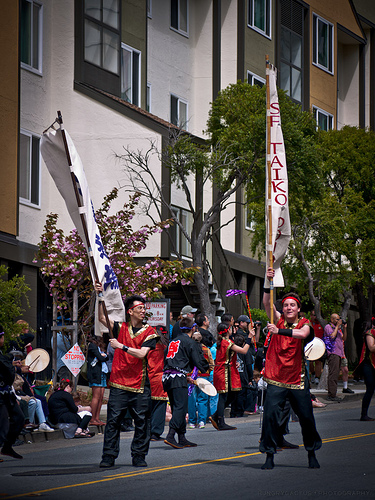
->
[[237, 315, 250, 323], [181, 305, 198, 315]]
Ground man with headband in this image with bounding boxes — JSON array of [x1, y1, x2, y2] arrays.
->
[[259, 268, 322, 470], [95, 282, 158, 468]]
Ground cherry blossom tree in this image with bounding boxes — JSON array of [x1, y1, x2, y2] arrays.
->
[[36, 188, 196, 333]]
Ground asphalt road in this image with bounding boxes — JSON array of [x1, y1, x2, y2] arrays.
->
[[1, 398, 374, 500]]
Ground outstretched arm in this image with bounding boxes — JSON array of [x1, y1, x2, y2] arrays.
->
[[94, 281, 114, 332]]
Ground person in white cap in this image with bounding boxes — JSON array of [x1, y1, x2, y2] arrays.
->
[[171, 305, 197, 340]]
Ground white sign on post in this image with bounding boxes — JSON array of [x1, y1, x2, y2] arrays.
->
[[62, 343, 85, 377], [145, 299, 170, 327]]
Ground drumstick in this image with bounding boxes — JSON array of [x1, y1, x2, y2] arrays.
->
[[28, 355, 40, 369]]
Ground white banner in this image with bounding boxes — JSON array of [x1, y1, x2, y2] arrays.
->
[[41, 127, 125, 331], [265, 66, 291, 288]]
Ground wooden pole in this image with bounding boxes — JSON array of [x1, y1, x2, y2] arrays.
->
[[57, 112, 114, 338], [265, 56, 274, 326]]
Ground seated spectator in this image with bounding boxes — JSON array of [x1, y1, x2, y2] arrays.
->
[[13, 374, 54, 432], [48, 379, 93, 438]]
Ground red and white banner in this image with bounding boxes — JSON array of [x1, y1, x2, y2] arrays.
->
[[41, 126, 125, 332], [265, 65, 291, 288]]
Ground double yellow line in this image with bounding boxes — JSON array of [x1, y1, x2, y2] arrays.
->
[[4, 432, 375, 499]]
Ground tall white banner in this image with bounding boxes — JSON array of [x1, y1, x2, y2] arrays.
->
[[41, 127, 125, 330], [265, 66, 291, 288]]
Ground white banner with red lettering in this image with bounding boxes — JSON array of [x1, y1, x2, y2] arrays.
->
[[61, 343, 85, 377], [265, 65, 291, 288]]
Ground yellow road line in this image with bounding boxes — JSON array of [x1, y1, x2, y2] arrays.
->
[[4, 432, 375, 499]]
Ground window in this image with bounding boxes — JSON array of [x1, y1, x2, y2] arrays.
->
[[121, 44, 141, 106], [170, 207, 192, 258], [19, 130, 40, 207], [20, 0, 43, 74], [247, 71, 265, 87], [280, 0, 304, 104], [313, 14, 334, 73], [147, 0, 152, 18], [146, 83, 151, 112], [313, 106, 333, 131], [84, 0, 120, 74], [248, 0, 271, 38], [171, 94, 188, 129], [171, 0, 188, 36]]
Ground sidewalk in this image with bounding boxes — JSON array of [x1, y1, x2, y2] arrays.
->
[[17, 379, 366, 445]]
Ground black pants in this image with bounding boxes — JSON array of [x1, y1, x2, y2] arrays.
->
[[151, 399, 167, 437], [0, 394, 25, 448], [217, 391, 238, 418], [167, 386, 188, 435], [362, 362, 375, 418], [102, 386, 151, 461], [259, 383, 322, 455]]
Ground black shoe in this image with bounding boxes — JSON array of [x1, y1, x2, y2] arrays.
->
[[164, 436, 184, 449], [99, 456, 115, 468], [218, 417, 237, 431], [150, 434, 162, 441], [1, 447, 23, 460], [178, 436, 197, 447], [360, 415, 375, 421], [342, 388, 354, 394], [327, 396, 341, 402], [280, 438, 299, 449], [132, 456, 147, 467]]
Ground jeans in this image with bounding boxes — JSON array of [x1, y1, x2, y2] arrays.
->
[[188, 385, 209, 424], [28, 398, 46, 424]]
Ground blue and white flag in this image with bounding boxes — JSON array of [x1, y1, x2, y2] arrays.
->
[[41, 127, 125, 330]]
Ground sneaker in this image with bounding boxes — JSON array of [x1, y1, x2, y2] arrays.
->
[[178, 436, 197, 447], [164, 436, 184, 449], [38, 422, 55, 432], [132, 456, 147, 467], [327, 396, 341, 402], [187, 423, 196, 429], [1, 447, 23, 460], [198, 421, 205, 429], [99, 456, 115, 468], [150, 434, 162, 441], [342, 387, 354, 394]]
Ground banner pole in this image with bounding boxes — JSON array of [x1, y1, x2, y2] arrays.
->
[[265, 56, 274, 326], [56, 111, 114, 338]]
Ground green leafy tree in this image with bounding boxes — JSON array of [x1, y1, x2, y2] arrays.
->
[[117, 82, 319, 328], [0, 265, 31, 348]]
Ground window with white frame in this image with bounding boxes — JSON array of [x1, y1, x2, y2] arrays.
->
[[84, 0, 120, 74], [171, 0, 188, 36], [313, 14, 333, 74], [171, 94, 188, 129], [248, 0, 271, 38], [121, 43, 141, 106], [147, 0, 152, 18], [20, 0, 43, 73], [247, 71, 265, 87], [19, 130, 41, 207], [280, 0, 304, 105], [313, 106, 333, 131], [170, 206, 192, 258], [146, 83, 151, 112]]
